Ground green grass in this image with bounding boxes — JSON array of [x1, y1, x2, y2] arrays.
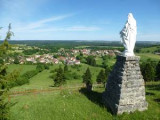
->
[[96, 57, 116, 67], [136, 53, 160, 62], [140, 46, 160, 53], [10, 63, 103, 92], [8, 63, 160, 120], [9, 82, 160, 120], [7, 64, 37, 75]]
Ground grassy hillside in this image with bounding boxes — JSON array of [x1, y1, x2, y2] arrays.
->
[[7, 64, 37, 75], [140, 46, 160, 53], [7, 64, 160, 120], [9, 82, 160, 120], [10, 64, 103, 92], [136, 53, 160, 62]]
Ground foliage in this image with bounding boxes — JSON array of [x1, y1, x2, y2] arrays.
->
[[14, 57, 19, 64], [156, 60, 160, 80], [7, 64, 49, 88], [7, 69, 20, 87], [36, 64, 45, 72], [86, 56, 96, 66], [76, 52, 83, 61], [96, 69, 106, 85], [82, 67, 92, 91], [54, 66, 66, 87], [23, 49, 39, 55], [141, 60, 156, 82], [43, 64, 50, 70], [36, 64, 49, 72], [0, 63, 9, 120], [0, 24, 14, 120], [105, 65, 111, 79], [64, 64, 68, 72]]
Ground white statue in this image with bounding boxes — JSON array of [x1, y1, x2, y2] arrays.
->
[[120, 13, 137, 56]]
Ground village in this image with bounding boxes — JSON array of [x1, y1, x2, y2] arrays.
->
[[7, 45, 120, 65]]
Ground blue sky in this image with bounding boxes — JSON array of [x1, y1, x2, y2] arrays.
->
[[0, 0, 160, 41]]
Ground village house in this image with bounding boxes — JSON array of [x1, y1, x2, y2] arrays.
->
[[75, 60, 80, 65], [52, 58, 59, 64], [80, 49, 90, 55]]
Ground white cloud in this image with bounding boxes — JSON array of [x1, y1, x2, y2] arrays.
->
[[65, 26, 101, 31], [13, 14, 73, 32], [13, 26, 101, 34]]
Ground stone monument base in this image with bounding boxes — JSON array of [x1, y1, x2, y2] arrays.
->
[[103, 55, 148, 114]]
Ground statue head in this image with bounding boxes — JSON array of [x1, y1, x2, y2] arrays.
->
[[128, 13, 133, 19], [127, 13, 136, 28]]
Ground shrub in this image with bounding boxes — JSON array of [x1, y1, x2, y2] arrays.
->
[[36, 64, 45, 72], [141, 60, 156, 82], [86, 56, 96, 66]]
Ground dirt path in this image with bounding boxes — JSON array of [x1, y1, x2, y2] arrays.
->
[[8, 84, 102, 98]]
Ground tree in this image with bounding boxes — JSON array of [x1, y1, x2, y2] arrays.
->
[[54, 66, 66, 87], [96, 69, 106, 86], [44, 64, 49, 70], [0, 24, 14, 120], [36, 64, 45, 72], [14, 57, 19, 64], [105, 65, 111, 79], [86, 56, 96, 66], [0, 24, 14, 55], [142, 62, 155, 82], [156, 61, 160, 80], [0, 63, 9, 120], [64, 64, 68, 72], [82, 67, 92, 91]]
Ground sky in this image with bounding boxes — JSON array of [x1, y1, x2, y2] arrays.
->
[[0, 0, 160, 41]]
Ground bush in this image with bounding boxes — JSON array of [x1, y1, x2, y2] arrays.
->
[[141, 60, 156, 82], [44, 64, 50, 70], [36, 64, 50, 72], [14, 57, 19, 64], [22, 70, 38, 80], [86, 56, 96, 66], [72, 72, 80, 79], [36, 64, 45, 72]]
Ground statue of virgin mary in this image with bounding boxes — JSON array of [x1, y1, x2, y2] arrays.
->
[[120, 13, 137, 56]]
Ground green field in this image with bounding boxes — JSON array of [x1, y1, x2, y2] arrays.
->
[[7, 64, 37, 75], [140, 46, 160, 53], [136, 53, 160, 62], [9, 63, 103, 92], [7, 64, 160, 120]]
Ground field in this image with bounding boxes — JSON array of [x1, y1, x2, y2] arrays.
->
[[7, 64, 160, 120], [9, 63, 103, 92], [7, 64, 37, 75], [140, 46, 160, 53], [136, 53, 160, 62]]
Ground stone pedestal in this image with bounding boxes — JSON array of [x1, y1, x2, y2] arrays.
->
[[103, 55, 148, 114]]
